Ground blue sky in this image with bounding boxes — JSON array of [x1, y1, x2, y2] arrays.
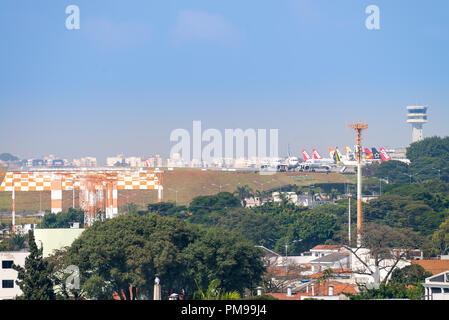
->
[[0, 0, 448, 162]]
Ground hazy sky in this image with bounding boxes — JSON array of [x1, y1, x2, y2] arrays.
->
[[1, 0, 448, 163]]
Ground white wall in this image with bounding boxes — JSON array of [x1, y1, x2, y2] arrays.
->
[[0, 251, 29, 300], [34, 228, 84, 258], [350, 248, 410, 284]]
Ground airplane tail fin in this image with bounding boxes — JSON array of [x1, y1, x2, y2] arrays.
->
[[302, 150, 312, 161], [372, 148, 381, 160], [379, 148, 392, 161], [333, 147, 341, 163], [364, 148, 373, 159], [312, 149, 323, 159], [344, 146, 356, 161], [328, 147, 335, 159]]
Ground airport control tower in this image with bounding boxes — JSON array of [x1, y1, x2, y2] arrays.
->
[[407, 106, 428, 143]]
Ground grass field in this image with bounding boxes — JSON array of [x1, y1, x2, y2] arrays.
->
[[0, 168, 355, 213]]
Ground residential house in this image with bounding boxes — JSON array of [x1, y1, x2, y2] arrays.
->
[[422, 271, 449, 300], [309, 245, 347, 258], [309, 252, 350, 273], [350, 247, 411, 284], [266, 280, 357, 300]]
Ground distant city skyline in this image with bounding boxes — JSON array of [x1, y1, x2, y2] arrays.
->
[[1, 1, 448, 161]]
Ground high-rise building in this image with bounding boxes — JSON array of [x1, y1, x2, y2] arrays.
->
[[73, 157, 97, 167], [407, 106, 428, 143], [106, 154, 125, 167]]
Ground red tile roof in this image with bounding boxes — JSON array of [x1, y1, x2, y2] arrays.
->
[[266, 292, 302, 300], [266, 266, 307, 277], [266, 281, 358, 300], [311, 245, 345, 251], [310, 268, 351, 279], [309, 281, 358, 296], [411, 260, 449, 275]]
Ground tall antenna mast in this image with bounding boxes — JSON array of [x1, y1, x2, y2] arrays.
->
[[347, 121, 368, 247]]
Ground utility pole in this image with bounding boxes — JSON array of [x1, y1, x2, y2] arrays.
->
[[12, 188, 15, 236], [73, 184, 75, 208], [175, 190, 178, 206]]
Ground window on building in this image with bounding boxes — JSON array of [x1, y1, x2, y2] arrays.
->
[[431, 287, 442, 294], [2, 280, 14, 288], [2, 260, 14, 269]]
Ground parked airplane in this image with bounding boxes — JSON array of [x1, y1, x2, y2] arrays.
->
[[298, 149, 332, 172], [364, 148, 374, 160], [340, 146, 359, 166], [379, 148, 391, 162], [285, 144, 300, 170], [371, 148, 382, 161], [333, 147, 343, 163], [302, 149, 313, 162], [344, 147, 356, 161], [379, 148, 411, 165], [312, 149, 335, 165]]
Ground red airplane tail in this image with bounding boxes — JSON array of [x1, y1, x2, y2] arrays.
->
[[302, 150, 312, 161], [364, 148, 373, 159], [312, 149, 323, 159], [379, 148, 392, 161]]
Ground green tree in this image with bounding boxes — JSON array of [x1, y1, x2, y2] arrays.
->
[[147, 202, 188, 219], [390, 264, 432, 285], [66, 214, 197, 299], [183, 228, 265, 296], [213, 208, 280, 247], [187, 192, 241, 225], [0, 234, 27, 251], [66, 214, 264, 299], [13, 230, 55, 300], [286, 210, 338, 254], [374, 160, 410, 184], [233, 185, 254, 202], [38, 208, 84, 229], [189, 192, 241, 215], [348, 283, 423, 300], [432, 216, 449, 255], [193, 279, 241, 300], [363, 194, 445, 236], [406, 136, 449, 163], [45, 247, 85, 300]]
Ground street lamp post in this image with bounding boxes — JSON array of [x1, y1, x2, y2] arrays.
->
[[154, 274, 161, 300], [402, 172, 413, 184], [168, 187, 184, 207], [211, 183, 229, 193], [284, 239, 302, 278]]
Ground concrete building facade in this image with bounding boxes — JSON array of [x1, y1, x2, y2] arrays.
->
[[0, 251, 29, 300]]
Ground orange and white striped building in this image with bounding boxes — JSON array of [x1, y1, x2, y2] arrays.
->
[[0, 169, 163, 227]]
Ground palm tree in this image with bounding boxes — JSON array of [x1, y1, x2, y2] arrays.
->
[[316, 268, 333, 295], [194, 279, 241, 300], [233, 185, 254, 201]]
